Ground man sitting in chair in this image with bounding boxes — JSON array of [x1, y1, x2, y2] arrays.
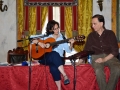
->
[[76, 14, 120, 90]]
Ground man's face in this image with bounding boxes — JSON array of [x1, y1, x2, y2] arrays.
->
[[91, 18, 103, 32]]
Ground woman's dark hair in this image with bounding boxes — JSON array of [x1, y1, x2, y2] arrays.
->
[[46, 20, 59, 35], [92, 14, 105, 29]]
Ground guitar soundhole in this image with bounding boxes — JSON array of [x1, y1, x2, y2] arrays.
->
[[45, 42, 51, 48]]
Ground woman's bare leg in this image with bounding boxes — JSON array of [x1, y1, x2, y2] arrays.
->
[[58, 65, 66, 76], [55, 80, 62, 90]]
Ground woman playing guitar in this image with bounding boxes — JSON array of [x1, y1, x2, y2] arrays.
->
[[30, 20, 75, 90]]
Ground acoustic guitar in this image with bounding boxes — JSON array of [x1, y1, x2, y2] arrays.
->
[[29, 35, 85, 59]]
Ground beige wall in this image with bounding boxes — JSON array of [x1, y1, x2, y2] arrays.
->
[[93, 0, 112, 30], [0, 0, 16, 62]]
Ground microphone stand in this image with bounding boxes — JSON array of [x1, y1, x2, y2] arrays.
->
[[17, 34, 48, 42], [70, 58, 77, 90], [28, 40, 33, 90], [66, 51, 93, 90], [27, 34, 48, 90], [17, 37, 32, 90]]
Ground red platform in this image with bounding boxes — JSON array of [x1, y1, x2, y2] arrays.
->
[[0, 64, 120, 90]]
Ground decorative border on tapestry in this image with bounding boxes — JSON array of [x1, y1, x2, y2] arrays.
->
[[24, 0, 78, 6]]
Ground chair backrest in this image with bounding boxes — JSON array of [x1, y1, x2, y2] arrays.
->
[[7, 47, 28, 64]]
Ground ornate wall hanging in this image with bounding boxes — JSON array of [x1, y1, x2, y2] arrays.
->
[[24, 0, 78, 6]]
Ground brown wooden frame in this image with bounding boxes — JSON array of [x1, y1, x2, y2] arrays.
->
[[7, 47, 28, 64], [112, 0, 120, 47]]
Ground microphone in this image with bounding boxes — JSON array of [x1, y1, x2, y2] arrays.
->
[[70, 59, 75, 66], [17, 40, 24, 42], [17, 39, 29, 42], [30, 34, 48, 39], [17, 34, 48, 42], [29, 34, 48, 43]]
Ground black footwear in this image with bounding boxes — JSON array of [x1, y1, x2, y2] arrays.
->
[[64, 75, 70, 85]]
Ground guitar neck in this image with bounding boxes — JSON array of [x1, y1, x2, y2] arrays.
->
[[50, 38, 70, 46], [49, 35, 85, 46]]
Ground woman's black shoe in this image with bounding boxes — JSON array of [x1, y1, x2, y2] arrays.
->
[[64, 78, 70, 85], [64, 75, 70, 85]]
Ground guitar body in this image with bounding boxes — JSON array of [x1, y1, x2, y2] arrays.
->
[[29, 35, 85, 59], [29, 38, 55, 59]]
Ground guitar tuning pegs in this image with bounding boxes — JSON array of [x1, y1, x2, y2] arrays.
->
[[80, 35, 85, 39]]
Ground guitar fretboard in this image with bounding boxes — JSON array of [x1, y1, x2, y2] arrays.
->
[[50, 38, 70, 46]]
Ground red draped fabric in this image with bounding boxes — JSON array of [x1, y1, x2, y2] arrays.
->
[[60, 6, 77, 31], [60, 6, 65, 31], [24, 6, 77, 32], [48, 6, 53, 21], [24, 6, 29, 31], [36, 6, 41, 31], [0, 64, 120, 90], [73, 6, 77, 31]]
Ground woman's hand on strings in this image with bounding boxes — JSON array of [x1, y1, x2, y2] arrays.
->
[[32, 39, 46, 48]]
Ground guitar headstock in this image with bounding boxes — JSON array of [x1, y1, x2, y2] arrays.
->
[[73, 35, 85, 44]]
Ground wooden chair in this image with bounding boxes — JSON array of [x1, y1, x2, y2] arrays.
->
[[7, 47, 28, 64]]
